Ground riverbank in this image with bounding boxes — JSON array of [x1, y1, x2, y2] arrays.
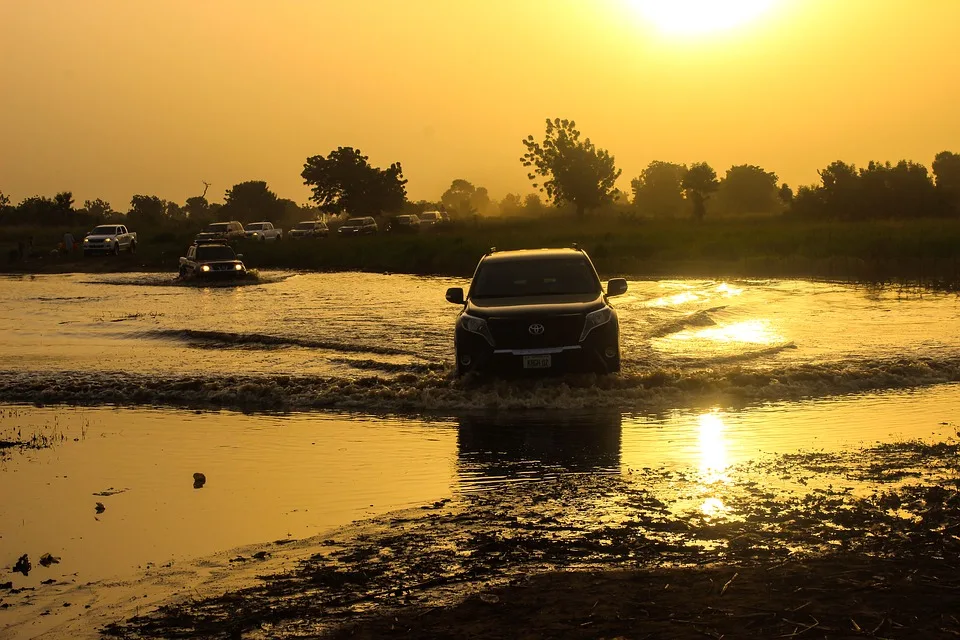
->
[[3, 216, 960, 286], [86, 433, 960, 639]]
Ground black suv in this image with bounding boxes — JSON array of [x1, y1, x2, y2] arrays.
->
[[446, 248, 627, 375]]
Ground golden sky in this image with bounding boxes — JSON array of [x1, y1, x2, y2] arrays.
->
[[1, 0, 958, 209]]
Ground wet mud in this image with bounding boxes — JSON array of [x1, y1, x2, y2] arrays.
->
[[91, 435, 960, 639]]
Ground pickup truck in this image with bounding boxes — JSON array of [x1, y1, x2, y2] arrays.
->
[[83, 224, 137, 256], [179, 243, 247, 279], [195, 221, 245, 244], [244, 221, 283, 242]]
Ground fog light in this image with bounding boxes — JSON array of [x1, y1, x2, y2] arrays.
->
[[460, 354, 472, 366], [604, 347, 617, 359]]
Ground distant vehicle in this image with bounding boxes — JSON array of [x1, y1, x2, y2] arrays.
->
[[390, 214, 421, 233], [337, 216, 378, 236], [178, 243, 247, 279], [419, 211, 442, 227], [195, 221, 245, 244], [288, 220, 329, 239], [445, 247, 627, 376], [83, 224, 137, 256], [243, 222, 282, 242]]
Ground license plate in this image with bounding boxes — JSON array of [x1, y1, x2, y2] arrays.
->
[[523, 355, 552, 369]]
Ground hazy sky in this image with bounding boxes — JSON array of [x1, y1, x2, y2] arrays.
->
[[2, 0, 958, 209]]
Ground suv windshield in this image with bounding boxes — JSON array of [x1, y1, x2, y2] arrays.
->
[[420, 212, 438, 221], [204, 223, 229, 232], [471, 258, 600, 298], [196, 246, 237, 261], [90, 226, 118, 234], [342, 218, 365, 227]]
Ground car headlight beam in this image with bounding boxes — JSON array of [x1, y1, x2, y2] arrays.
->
[[200, 265, 211, 272], [580, 307, 614, 341]]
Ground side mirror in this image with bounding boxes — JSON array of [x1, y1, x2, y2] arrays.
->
[[237, 253, 244, 259], [445, 287, 464, 305], [607, 278, 628, 297]]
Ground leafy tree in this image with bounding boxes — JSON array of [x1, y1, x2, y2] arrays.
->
[[82, 199, 114, 220], [499, 193, 522, 216], [221, 180, 283, 223], [933, 151, 960, 213], [778, 184, 794, 205], [818, 160, 860, 219], [681, 162, 719, 220], [521, 118, 621, 217], [301, 147, 407, 215], [15, 196, 58, 225], [128, 195, 167, 226], [441, 180, 493, 217], [0, 191, 10, 208], [858, 160, 934, 219], [524, 193, 545, 213], [714, 164, 781, 215], [631, 161, 686, 217], [184, 196, 211, 221]]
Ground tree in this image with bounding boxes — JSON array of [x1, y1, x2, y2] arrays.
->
[[714, 164, 781, 215], [818, 160, 860, 219], [681, 162, 719, 220], [778, 184, 794, 205], [524, 193, 544, 213], [128, 195, 166, 226], [301, 147, 407, 215], [441, 179, 493, 217], [933, 151, 960, 214], [521, 118, 621, 217], [631, 161, 686, 217], [14, 196, 58, 225], [184, 196, 211, 221], [221, 180, 283, 223], [499, 193, 523, 216], [82, 198, 114, 220], [0, 191, 10, 208]]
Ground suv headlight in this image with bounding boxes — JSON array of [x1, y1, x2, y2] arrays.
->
[[458, 313, 494, 346], [580, 306, 614, 341], [201, 265, 211, 272]]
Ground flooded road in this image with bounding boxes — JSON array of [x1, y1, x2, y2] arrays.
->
[[2, 272, 960, 636]]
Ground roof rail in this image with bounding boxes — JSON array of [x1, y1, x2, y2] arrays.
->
[[487, 246, 497, 254], [572, 242, 581, 251]]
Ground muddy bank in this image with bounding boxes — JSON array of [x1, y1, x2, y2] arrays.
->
[[2, 355, 960, 414], [96, 435, 960, 639]]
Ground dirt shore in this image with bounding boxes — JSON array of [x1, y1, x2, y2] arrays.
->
[[78, 434, 960, 640]]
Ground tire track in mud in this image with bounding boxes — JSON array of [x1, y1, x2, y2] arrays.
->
[[3, 354, 960, 414]]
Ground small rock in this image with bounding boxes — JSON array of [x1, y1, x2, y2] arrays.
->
[[252, 551, 269, 560], [40, 579, 56, 585], [95, 502, 105, 514], [193, 472, 206, 489], [0, 581, 12, 590], [39, 553, 60, 567], [13, 554, 30, 576]]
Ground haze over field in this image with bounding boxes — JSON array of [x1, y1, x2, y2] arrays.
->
[[2, 0, 958, 208]]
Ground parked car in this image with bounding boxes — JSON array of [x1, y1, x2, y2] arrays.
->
[[288, 220, 329, 239], [83, 224, 137, 256], [337, 216, 378, 236], [244, 222, 282, 242], [195, 221, 245, 244], [419, 211, 442, 227], [445, 247, 627, 376], [178, 243, 247, 279], [389, 214, 421, 233]]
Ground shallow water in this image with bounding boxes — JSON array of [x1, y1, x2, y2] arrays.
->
[[2, 384, 958, 589], [2, 272, 960, 624]]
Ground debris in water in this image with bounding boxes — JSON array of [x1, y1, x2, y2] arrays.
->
[[95, 502, 105, 514], [92, 487, 128, 496], [38, 553, 60, 567], [13, 554, 30, 576], [193, 472, 206, 489]]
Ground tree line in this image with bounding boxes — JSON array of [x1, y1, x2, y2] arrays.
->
[[2, 118, 959, 228]]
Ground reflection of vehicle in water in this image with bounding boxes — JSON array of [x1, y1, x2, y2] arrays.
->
[[288, 220, 329, 239], [457, 412, 622, 487], [195, 221, 245, 244], [178, 243, 247, 279], [446, 247, 628, 375]]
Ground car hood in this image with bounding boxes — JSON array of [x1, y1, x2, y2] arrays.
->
[[196, 231, 229, 238], [466, 293, 605, 319], [85, 234, 116, 240]]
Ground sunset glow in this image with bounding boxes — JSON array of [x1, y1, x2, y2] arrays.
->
[[628, 0, 777, 36]]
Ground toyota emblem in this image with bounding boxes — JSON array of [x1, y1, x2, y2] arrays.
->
[[528, 323, 545, 335]]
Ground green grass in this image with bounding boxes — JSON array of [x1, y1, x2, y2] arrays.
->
[[4, 215, 960, 286]]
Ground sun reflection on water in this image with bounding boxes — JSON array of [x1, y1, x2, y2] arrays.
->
[[683, 319, 781, 345], [698, 411, 732, 518]]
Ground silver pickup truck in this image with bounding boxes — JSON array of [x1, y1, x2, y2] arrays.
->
[[244, 221, 282, 242], [83, 224, 137, 256]]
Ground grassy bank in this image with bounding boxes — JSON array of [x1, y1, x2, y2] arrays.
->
[[4, 215, 960, 285]]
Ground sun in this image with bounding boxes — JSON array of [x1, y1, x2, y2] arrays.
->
[[629, 0, 777, 36]]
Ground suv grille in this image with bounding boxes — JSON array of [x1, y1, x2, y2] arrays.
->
[[487, 314, 584, 349]]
